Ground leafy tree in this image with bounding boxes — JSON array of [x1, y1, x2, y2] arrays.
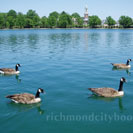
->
[[58, 11, 72, 28], [26, 10, 40, 28], [40, 16, 49, 28], [119, 16, 132, 28], [105, 16, 116, 28], [48, 15, 57, 28], [49, 11, 59, 18], [25, 18, 34, 28], [72, 13, 80, 18], [6, 21, 10, 28], [0, 13, 7, 29], [26, 10, 38, 19], [7, 10, 17, 18], [48, 11, 59, 28], [7, 16, 15, 28], [1, 9, 133, 29], [16, 12, 25, 28], [7, 10, 17, 28], [89, 15, 101, 28], [33, 15, 40, 28], [71, 13, 83, 28]]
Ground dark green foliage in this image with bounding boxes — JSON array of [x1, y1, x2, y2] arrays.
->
[[7, 10, 17, 18], [58, 11, 72, 28], [48, 11, 59, 28], [0, 13, 6, 28], [25, 18, 33, 28], [48, 15, 57, 28], [105, 16, 116, 28], [6, 10, 17, 28], [72, 13, 83, 28], [119, 16, 133, 28], [16, 12, 25, 28], [89, 15, 101, 28], [49, 11, 59, 18], [26, 10, 40, 28], [7, 16, 15, 28], [0, 9, 132, 29], [40, 16, 49, 28]]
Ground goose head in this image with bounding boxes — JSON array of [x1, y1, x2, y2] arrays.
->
[[38, 88, 44, 93], [126, 59, 132, 65], [118, 77, 126, 92], [16, 64, 21, 67], [35, 88, 45, 98], [128, 59, 132, 62], [15, 64, 21, 72], [120, 77, 127, 83]]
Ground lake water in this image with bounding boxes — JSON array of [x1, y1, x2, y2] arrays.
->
[[0, 29, 133, 133]]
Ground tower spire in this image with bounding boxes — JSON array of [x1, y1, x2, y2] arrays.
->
[[84, 5, 89, 26]]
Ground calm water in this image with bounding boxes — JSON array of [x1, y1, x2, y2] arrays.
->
[[0, 29, 133, 133]]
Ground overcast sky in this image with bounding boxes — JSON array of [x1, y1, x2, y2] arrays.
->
[[1, 0, 133, 20]]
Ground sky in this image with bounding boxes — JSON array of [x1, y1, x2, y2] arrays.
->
[[0, 0, 133, 20]]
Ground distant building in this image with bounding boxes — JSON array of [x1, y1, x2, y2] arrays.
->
[[72, 17, 78, 25], [114, 21, 120, 27], [102, 20, 120, 28], [102, 20, 108, 28], [83, 5, 89, 26]]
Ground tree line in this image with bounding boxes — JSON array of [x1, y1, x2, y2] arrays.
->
[[0, 9, 133, 29]]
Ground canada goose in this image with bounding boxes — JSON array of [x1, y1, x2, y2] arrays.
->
[[0, 64, 21, 75], [6, 88, 44, 104], [88, 77, 126, 97], [111, 59, 132, 69]]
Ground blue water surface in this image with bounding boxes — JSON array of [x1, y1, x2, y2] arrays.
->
[[0, 29, 133, 133]]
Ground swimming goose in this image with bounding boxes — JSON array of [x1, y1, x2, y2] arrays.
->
[[0, 64, 21, 74], [111, 59, 132, 69], [6, 88, 44, 104], [88, 77, 126, 97]]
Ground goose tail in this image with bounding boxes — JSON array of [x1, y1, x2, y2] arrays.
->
[[6, 95, 14, 98], [88, 88, 95, 92], [88, 88, 92, 91]]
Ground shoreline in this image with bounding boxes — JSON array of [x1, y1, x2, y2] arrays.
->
[[0, 28, 133, 30]]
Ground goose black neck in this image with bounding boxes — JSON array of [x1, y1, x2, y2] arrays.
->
[[35, 91, 40, 98], [15, 65, 19, 71], [118, 81, 124, 92], [126, 60, 130, 65]]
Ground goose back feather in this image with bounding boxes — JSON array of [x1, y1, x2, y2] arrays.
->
[[6, 88, 44, 104], [0, 64, 21, 75], [88, 77, 126, 97], [88, 88, 121, 97], [0, 68, 19, 74], [111, 63, 130, 69], [111, 59, 132, 69]]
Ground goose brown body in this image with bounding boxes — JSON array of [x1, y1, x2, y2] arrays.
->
[[88, 87, 123, 97], [6, 93, 38, 104], [0, 64, 21, 75], [6, 88, 44, 104], [111, 63, 130, 69], [88, 77, 126, 97], [111, 59, 132, 69], [0, 68, 19, 74]]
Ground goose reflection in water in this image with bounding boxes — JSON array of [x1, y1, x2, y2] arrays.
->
[[15, 75, 21, 83], [7, 102, 45, 115], [112, 67, 131, 76], [88, 94, 124, 111], [0, 74, 21, 83]]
